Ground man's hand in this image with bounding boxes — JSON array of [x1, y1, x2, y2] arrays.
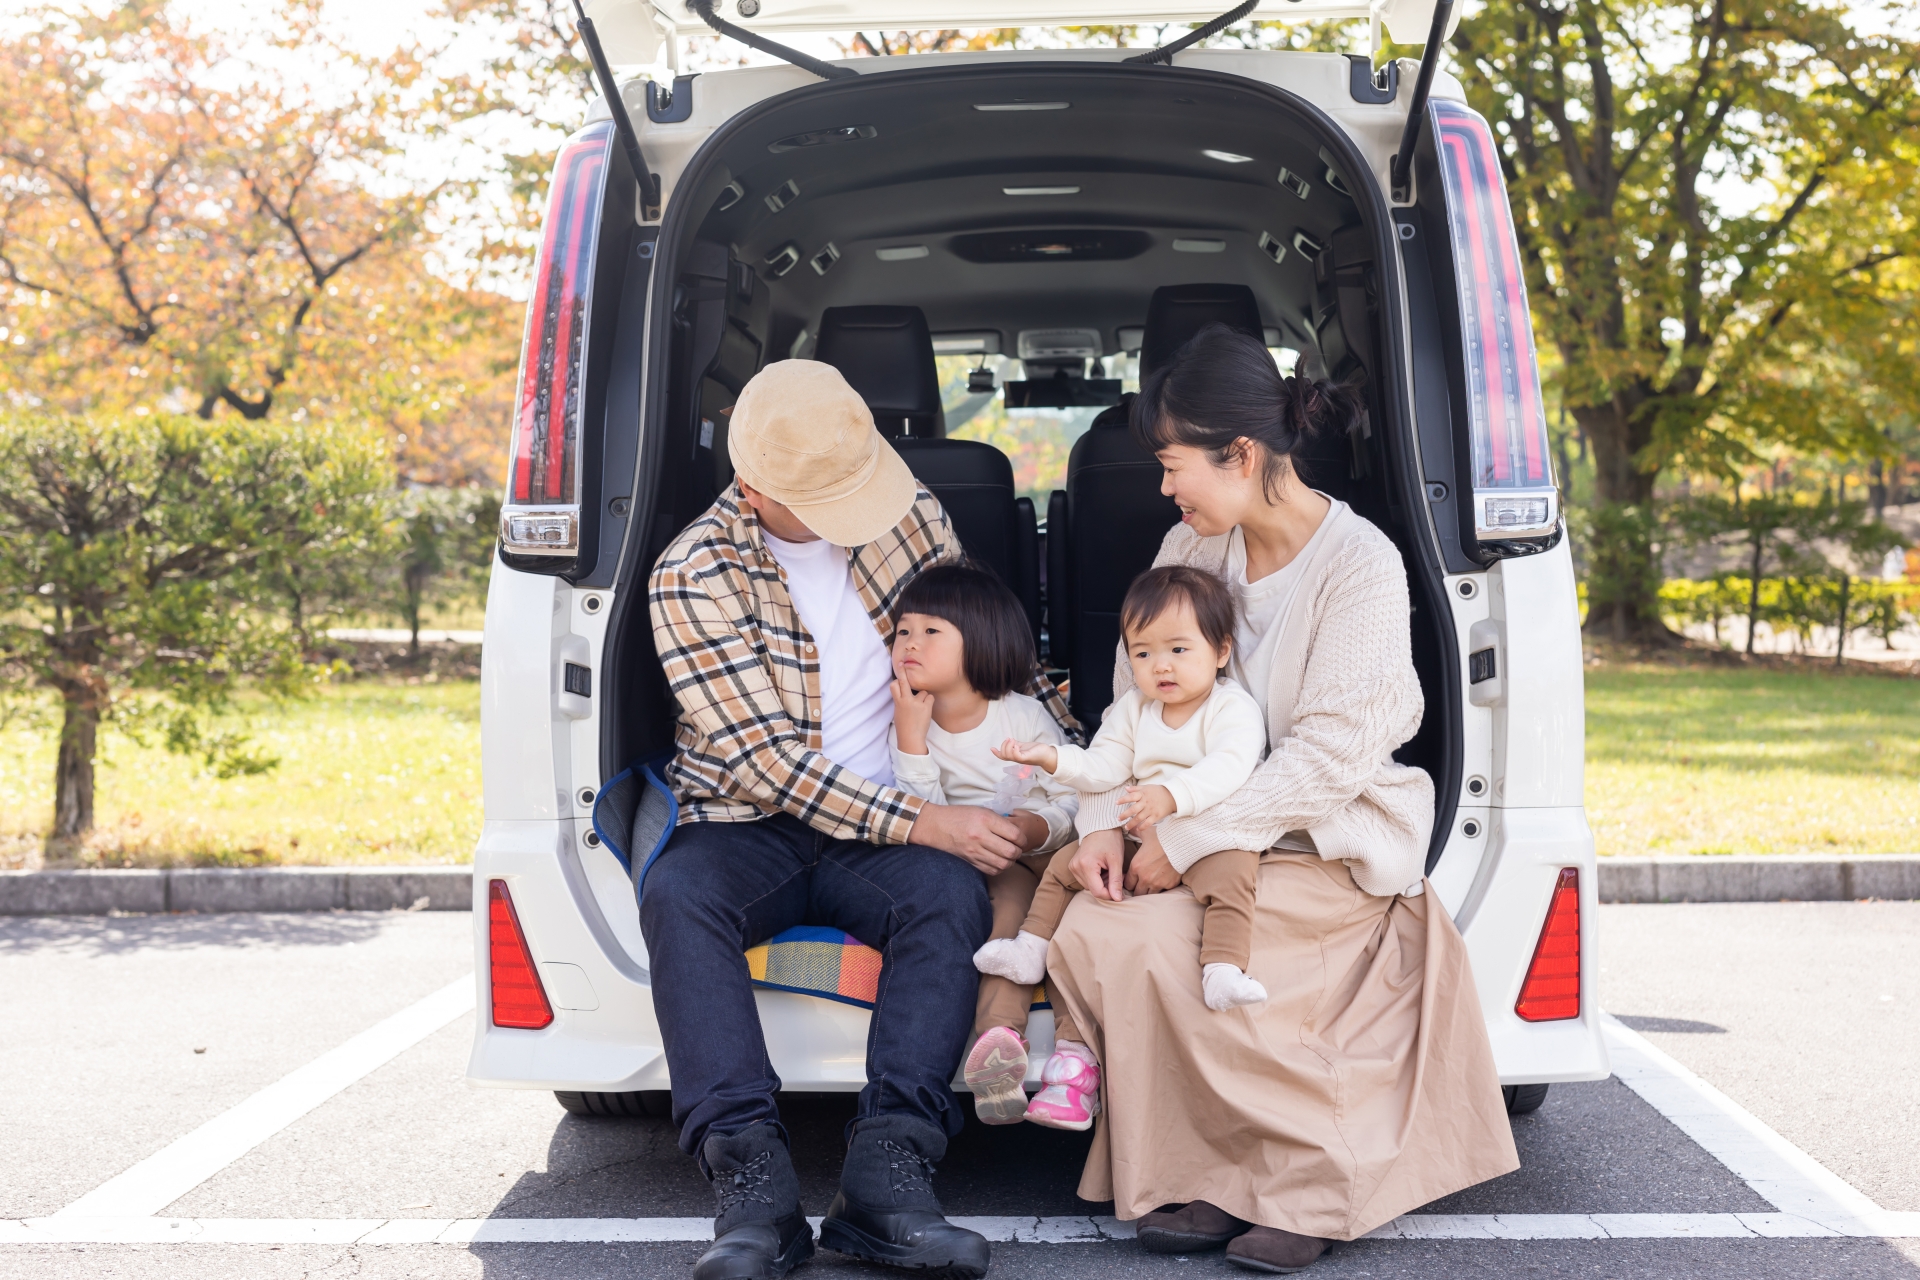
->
[[1123, 825, 1182, 895], [890, 676, 935, 755], [909, 803, 1024, 874], [993, 738, 1059, 773], [1068, 828, 1128, 902], [1007, 810, 1051, 853], [1119, 784, 1177, 834]]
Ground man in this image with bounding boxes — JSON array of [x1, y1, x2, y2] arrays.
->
[[643, 359, 1074, 1280]]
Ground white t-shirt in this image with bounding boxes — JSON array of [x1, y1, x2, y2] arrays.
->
[[889, 694, 1080, 853], [1225, 495, 1346, 708], [763, 531, 896, 788]]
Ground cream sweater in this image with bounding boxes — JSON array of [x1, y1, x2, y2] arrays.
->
[[1052, 682, 1265, 836], [1113, 507, 1435, 897]]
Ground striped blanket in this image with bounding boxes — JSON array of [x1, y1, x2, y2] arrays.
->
[[747, 926, 1048, 1011]]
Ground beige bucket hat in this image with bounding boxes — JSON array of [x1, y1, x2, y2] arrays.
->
[[727, 359, 918, 547]]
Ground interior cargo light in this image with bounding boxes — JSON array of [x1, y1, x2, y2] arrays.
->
[[1432, 100, 1559, 542], [1515, 868, 1581, 1022], [500, 121, 613, 559], [488, 880, 554, 1030]]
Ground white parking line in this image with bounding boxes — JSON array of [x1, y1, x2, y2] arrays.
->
[[7, 1212, 1920, 1245], [53, 976, 475, 1220], [1598, 1012, 1896, 1234], [22, 992, 1917, 1248]]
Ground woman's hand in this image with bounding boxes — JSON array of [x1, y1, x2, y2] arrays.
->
[[890, 676, 934, 755], [994, 738, 1059, 773], [1123, 825, 1182, 895], [1068, 829, 1128, 902], [1007, 810, 1052, 853], [1118, 784, 1176, 834]]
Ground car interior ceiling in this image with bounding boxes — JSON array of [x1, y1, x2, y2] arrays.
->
[[608, 65, 1453, 804]]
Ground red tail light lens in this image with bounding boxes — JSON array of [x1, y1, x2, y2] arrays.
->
[[1515, 867, 1581, 1022], [501, 122, 613, 558], [488, 880, 553, 1029], [1432, 101, 1558, 541]]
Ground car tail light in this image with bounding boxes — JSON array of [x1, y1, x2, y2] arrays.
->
[[1515, 867, 1580, 1022], [1432, 101, 1558, 542], [488, 880, 553, 1029], [500, 122, 614, 558]]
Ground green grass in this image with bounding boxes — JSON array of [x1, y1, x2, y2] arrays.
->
[[1585, 663, 1920, 857], [3, 661, 1913, 868], [0, 679, 480, 869]]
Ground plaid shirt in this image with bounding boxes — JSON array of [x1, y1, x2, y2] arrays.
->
[[649, 482, 1082, 844]]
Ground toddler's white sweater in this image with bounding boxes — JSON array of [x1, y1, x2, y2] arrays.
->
[[1051, 680, 1266, 836]]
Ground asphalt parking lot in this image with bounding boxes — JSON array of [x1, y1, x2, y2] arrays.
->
[[3, 900, 1917, 1279]]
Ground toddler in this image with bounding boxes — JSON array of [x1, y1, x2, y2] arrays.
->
[[984, 564, 1266, 1129], [886, 563, 1079, 1125]]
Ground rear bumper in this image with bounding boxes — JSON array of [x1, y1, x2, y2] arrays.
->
[[468, 814, 1605, 1093]]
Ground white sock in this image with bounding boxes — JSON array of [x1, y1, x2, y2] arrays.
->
[[1202, 962, 1268, 1011], [974, 930, 1049, 985]]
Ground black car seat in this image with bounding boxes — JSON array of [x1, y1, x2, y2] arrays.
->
[[814, 305, 1042, 643], [1049, 284, 1265, 724]]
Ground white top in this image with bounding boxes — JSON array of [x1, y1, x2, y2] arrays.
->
[[763, 531, 896, 788], [1051, 680, 1266, 836], [889, 694, 1080, 853], [1225, 495, 1346, 708]]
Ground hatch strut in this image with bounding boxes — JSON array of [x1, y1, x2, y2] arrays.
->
[[688, 0, 859, 80], [1123, 0, 1259, 64], [1388, 0, 1455, 201], [570, 0, 663, 218]]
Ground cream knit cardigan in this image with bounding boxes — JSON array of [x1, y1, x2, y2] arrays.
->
[[1109, 506, 1435, 898]]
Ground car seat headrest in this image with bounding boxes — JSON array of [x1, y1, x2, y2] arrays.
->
[[813, 305, 942, 432], [1140, 284, 1264, 380]]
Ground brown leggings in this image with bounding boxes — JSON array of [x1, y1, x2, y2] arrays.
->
[[972, 840, 1262, 1047]]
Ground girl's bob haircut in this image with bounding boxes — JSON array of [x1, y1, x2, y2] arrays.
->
[[893, 561, 1035, 701]]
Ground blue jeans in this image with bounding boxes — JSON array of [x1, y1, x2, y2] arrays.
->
[[638, 813, 991, 1157]]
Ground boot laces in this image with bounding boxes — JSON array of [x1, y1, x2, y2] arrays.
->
[[714, 1151, 774, 1215], [879, 1139, 936, 1197]]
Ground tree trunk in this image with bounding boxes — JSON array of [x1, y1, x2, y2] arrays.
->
[[1835, 573, 1849, 666], [1574, 393, 1669, 642], [1746, 535, 1764, 657], [51, 692, 100, 843]]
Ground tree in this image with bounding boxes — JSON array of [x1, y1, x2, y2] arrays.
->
[[0, 411, 390, 847], [386, 486, 501, 655], [0, 1, 520, 486], [1453, 0, 1920, 639]]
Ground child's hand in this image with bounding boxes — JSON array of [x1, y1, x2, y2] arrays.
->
[[1119, 784, 1177, 833], [993, 738, 1058, 773], [890, 677, 935, 754]]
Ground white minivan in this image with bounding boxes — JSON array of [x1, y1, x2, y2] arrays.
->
[[467, 0, 1605, 1122]]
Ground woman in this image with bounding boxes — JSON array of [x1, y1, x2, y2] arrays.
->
[[1044, 323, 1519, 1272]]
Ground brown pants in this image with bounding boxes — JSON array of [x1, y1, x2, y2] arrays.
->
[[973, 851, 1057, 1039], [1024, 839, 1262, 1047]]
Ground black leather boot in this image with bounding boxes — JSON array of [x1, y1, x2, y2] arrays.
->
[[693, 1122, 813, 1280], [819, 1114, 990, 1277]]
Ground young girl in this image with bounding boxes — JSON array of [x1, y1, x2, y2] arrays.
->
[[887, 562, 1079, 1125], [986, 564, 1266, 1130]]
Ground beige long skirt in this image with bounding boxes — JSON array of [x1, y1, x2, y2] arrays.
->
[[1045, 852, 1520, 1241]]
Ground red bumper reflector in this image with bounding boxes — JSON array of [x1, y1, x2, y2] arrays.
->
[[489, 880, 554, 1030], [1515, 867, 1581, 1022]]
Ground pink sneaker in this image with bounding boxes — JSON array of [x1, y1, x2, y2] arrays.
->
[[964, 1026, 1030, 1125], [1023, 1041, 1101, 1131]]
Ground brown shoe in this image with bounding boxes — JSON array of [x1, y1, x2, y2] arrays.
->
[[1225, 1225, 1333, 1273], [1135, 1200, 1252, 1254]]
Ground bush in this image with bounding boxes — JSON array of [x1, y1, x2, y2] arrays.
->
[[0, 412, 392, 846]]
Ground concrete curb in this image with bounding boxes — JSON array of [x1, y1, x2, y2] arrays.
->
[[0, 867, 472, 916], [1598, 855, 1920, 904], [2, 858, 1914, 915]]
